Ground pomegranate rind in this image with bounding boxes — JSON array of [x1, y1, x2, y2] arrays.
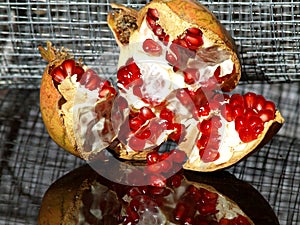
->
[[39, 42, 81, 158], [183, 110, 284, 172], [38, 165, 260, 225]]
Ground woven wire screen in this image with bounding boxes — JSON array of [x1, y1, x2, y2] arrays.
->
[[0, 0, 300, 88], [0, 1, 299, 225]]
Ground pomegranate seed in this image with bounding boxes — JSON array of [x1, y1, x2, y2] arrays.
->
[[146, 15, 157, 29], [253, 94, 266, 111], [73, 66, 85, 81], [196, 102, 211, 117], [159, 107, 174, 122], [185, 33, 203, 50], [201, 188, 218, 201], [183, 68, 199, 84], [149, 174, 166, 187], [248, 115, 263, 130], [238, 126, 256, 143], [126, 207, 139, 223], [197, 135, 209, 150], [258, 109, 275, 122], [139, 106, 156, 121], [129, 116, 145, 131], [199, 119, 212, 135], [142, 38, 162, 56], [176, 89, 192, 106], [153, 25, 164, 37], [244, 108, 257, 119], [128, 136, 146, 151], [229, 93, 245, 107], [61, 59, 75, 76], [198, 203, 218, 216], [221, 103, 234, 122], [147, 8, 159, 20], [128, 187, 141, 197], [50, 67, 66, 83], [232, 104, 245, 119], [187, 27, 202, 36], [264, 100, 276, 113], [169, 123, 184, 142], [166, 49, 179, 66], [235, 116, 247, 132], [200, 149, 220, 163], [135, 128, 151, 140], [146, 151, 159, 165], [168, 174, 183, 188], [174, 203, 186, 221], [243, 92, 256, 109], [159, 151, 170, 161], [98, 86, 116, 99], [219, 218, 231, 225]]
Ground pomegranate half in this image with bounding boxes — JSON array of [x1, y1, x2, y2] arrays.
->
[[106, 0, 284, 171], [37, 165, 279, 225]]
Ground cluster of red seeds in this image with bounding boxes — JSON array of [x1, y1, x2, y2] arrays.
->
[[122, 172, 251, 225], [50, 59, 116, 99], [197, 115, 222, 163], [127, 106, 184, 151], [221, 92, 276, 142]]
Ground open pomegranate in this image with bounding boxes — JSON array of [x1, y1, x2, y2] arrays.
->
[[106, 0, 284, 171], [38, 41, 117, 159], [39, 0, 284, 172], [38, 165, 280, 225]]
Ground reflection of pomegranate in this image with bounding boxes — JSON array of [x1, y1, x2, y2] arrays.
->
[[39, 0, 284, 172], [39, 165, 281, 225]]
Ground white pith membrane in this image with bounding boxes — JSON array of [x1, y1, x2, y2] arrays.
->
[[57, 70, 117, 160], [77, 177, 253, 225]]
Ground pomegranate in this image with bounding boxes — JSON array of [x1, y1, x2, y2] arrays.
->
[[38, 41, 117, 159], [106, 0, 284, 171], [39, 0, 284, 172], [38, 164, 280, 225]]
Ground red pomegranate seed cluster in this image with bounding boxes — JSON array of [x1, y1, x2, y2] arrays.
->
[[221, 92, 276, 143], [50, 59, 84, 83], [197, 115, 222, 163], [121, 172, 251, 225], [117, 58, 142, 88]]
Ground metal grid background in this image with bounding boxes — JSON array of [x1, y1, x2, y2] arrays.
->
[[0, 0, 299, 225], [0, 0, 300, 88]]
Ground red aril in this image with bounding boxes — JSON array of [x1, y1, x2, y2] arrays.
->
[[142, 38, 163, 56], [253, 94, 266, 111], [243, 92, 256, 109], [139, 106, 156, 121], [258, 109, 275, 122], [129, 116, 145, 131]]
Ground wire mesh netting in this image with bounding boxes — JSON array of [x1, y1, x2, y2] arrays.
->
[[0, 0, 300, 88], [0, 0, 299, 225]]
